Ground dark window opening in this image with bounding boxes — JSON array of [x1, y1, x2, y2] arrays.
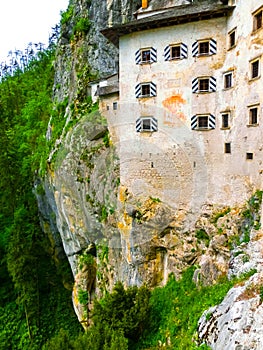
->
[[229, 30, 236, 48], [198, 116, 209, 129], [254, 11, 263, 31], [171, 45, 181, 59], [224, 73, 233, 88], [199, 78, 209, 91], [141, 50, 151, 63], [113, 102, 118, 110], [141, 84, 150, 96], [222, 113, 230, 128], [199, 42, 209, 55], [251, 60, 259, 79], [246, 152, 253, 160], [142, 118, 151, 130], [249, 107, 258, 124], [225, 143, 231, 154]]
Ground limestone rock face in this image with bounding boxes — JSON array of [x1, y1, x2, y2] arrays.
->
[[198, 230, 263, 349]]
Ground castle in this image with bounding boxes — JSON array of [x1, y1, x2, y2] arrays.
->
[[97, 0, 263, 212]]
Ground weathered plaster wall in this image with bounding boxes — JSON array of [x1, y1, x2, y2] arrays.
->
[[102, 0, 263, 214]]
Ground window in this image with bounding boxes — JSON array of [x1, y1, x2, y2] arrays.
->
[[135, 82, 156, 98], [136, 117, 158, 132], [224, 71, 233, 89], [164, 43, 187, 60], [192, 76, 216, 93], [253, 7, 263, 31], [192, 39, 217, 57], [135, 47, 157, 64], [191, 114, 216, 130], [221, 112, 230, 129], [141, 50, 151, 63], [250, 59, 260, 79], [246, 153, 253, 160], [248, 106, 259, 125], [225, 143, 231, 154], [228, 28, 236, 49], [113, 102, 118, 110]]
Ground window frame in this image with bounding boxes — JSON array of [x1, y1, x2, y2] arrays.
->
[[250, 58, 260, 80], [253, 7, 263, 32], [192, 39, 217, 57], [164, 42, 188, 61], [191, 114, 216, 131], [223, 71, 234, 89], [221, 112, 231, 129], [248, 105, 259, 126], [228, 28, 236, 49], [136, 117, 158, 133], [141, 49, 151, 63], [135, 47, 157, 65], [113, 102, 118, 110], [135, 82, 157, 98], [192, 76, 216, 93]]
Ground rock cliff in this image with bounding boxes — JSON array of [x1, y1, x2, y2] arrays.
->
[[36, 0, 263, 346]]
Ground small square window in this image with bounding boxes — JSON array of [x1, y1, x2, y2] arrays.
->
[[199, 42, 209, 55], [253, 9, 263, 31], [229, 29, 236, 49], [197, 116, 209, 129], [246, 152, 253, 160], [113, 102, 118, 110], [221, 113, 230, 128], [225, 143, 231, 154], [141, 84, 150, 96], [199, 78, 209, 92], [171, 45, 181, 59], [136, 117, 158, 132], [224, 72, 233, 89], [249, 107, 259, 125], [141, 50, 151, 63], [251, 59, 260, 79]]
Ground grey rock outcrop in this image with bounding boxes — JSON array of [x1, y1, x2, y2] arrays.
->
[[198, 229, 263, 349]]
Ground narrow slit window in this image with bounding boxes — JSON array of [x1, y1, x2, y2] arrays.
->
[[225, 143, 231, 154], [251, 59, 260, 79], [229, 29, 236, 48], [222, 113, 230, 128], [249, 107, 259, 125], [113, 102, 118, 110], [253, 9, 263, 31]]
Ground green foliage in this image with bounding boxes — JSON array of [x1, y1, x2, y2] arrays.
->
[[60, 5, 74, 25], [73, 17, 91, 35], [78, 253, 95, 270], [195, 229, 210, 247]]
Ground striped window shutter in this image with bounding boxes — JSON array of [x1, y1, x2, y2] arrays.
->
[[192, 78, 199, 93], [209, 39, 217, 55], [150, 47, 157, 62], [151, 117, 158, 131], [136, 118, 142, 132], [164, 45, 170, 61], [191, 115, 198, 130], [180, 43, 188, 59], [209, 77, 216, 92], [135, 83, 141, 98], [135, 49, 141, 64], [192, 41, 198, 57], [150, 82, 157, 96], [208, 114, 216, 129]]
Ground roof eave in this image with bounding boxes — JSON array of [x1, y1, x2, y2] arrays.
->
[[101, 6, 235, 47]]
